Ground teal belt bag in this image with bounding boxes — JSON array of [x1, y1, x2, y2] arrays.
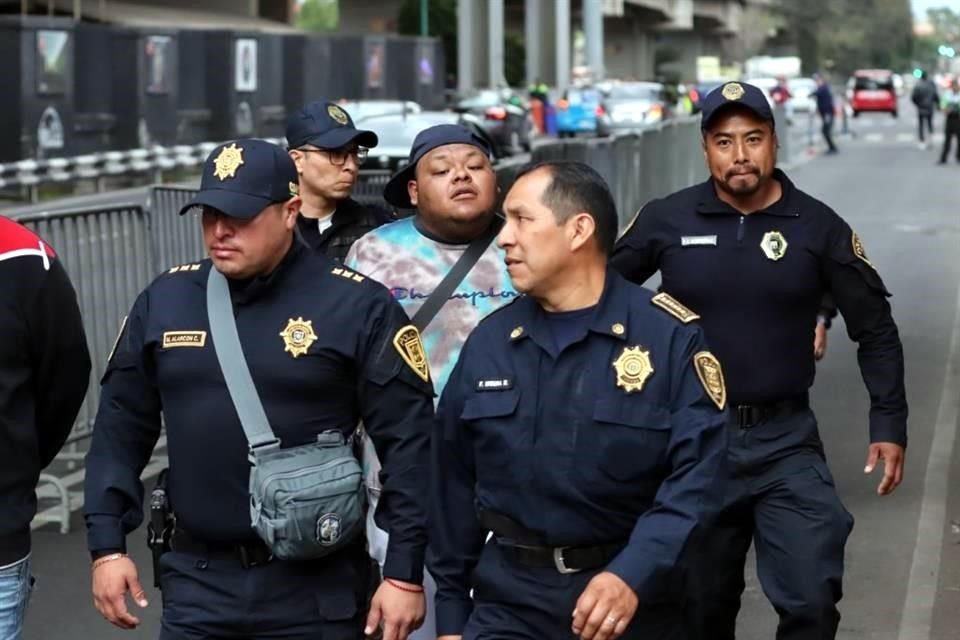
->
[[206, 267, 364, 560]]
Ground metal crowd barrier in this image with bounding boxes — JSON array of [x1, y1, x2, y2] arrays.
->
[[21, 117, 790, 532], [4, 139, 284, 203], [531, 117, 704, 230]]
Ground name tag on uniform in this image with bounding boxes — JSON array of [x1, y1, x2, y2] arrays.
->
[[476, 377, 513, 391], [162, 331, 207, 348], [681, 235, 718, 247]]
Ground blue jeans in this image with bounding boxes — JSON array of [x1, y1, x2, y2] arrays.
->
[[0, 555, 32, 640]]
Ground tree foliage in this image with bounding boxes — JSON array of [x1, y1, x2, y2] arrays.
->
[[771, 0, 914, 76], [397, 0, 457, 81], [296, 0, 339, 32]]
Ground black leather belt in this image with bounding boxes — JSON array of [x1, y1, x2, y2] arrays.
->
[[170, 528, 273, 569], [479, 509, 624, 575], [733, 394, 809, 428]]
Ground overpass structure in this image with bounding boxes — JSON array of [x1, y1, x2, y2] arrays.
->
[[12, 0, 750, 92], [339, 0, 748, 92]]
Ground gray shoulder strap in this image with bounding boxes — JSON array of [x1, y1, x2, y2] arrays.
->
[[206, 266, 280, 452]]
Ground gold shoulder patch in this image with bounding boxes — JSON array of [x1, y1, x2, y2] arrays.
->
[[167, 263, 200, 274], [651, 292, 700, 323], [331, 266, 365, 283], [851, 232, 876, 270], [393, 324, 430, 383], [693, 351, 726, 410]]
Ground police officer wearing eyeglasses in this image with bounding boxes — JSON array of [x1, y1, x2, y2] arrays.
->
[[610, 81, 908, 640], [286, 101, 392, 262], [83, 139, 434, 640]]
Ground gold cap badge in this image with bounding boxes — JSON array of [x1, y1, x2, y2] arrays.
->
[[279, 317, 318, 358], [393, 325, 430, 382], [693, 351, 726, 410], [760, 231, 788, 261], [212, 143, 244, 181], [289, 181, 299, 196], [327, 104, 349, 126], [613, 346, 654, 393], [851, 232, 875, 270], [721, 82, 745, 101]]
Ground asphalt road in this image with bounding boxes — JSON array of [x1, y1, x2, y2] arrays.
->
[[20, 100, 960, 639]]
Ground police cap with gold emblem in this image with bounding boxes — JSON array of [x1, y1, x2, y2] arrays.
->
[[179, 139, 299, 219], [285, 100, 378, 150], [700, 81, 775, 132]]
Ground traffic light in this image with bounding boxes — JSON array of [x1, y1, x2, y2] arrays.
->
[[913, 67, 923, 78], [938, 45, 956, 58]]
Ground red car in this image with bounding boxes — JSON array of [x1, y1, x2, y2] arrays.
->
[[848, 70, 898, 118]]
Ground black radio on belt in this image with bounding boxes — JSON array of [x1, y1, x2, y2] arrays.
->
[[146, 468, 175, 588]]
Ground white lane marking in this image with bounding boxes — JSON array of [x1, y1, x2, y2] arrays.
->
[[897, 279, 960, 639]]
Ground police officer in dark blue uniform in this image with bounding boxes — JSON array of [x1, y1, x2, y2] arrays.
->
[[429, 161, 728, 640], [610, 81, 908, 640], [83, 139, 434, 640]]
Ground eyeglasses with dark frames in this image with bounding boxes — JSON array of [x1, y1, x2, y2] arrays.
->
[[296, 146, 368, 166]]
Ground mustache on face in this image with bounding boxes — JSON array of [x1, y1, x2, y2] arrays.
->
[[725, 166, 760, 179]]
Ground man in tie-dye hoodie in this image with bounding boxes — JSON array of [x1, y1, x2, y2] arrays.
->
[[346, 124, 517, 640]]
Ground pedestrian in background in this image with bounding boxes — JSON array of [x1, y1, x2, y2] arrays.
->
[[938, 78, 960, 165], [911, 70, 938, 149], [814, 74, 839, 154], [0, 216, 91, 640]]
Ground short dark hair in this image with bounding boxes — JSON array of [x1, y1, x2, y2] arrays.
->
[[513, 161, 618, 255]]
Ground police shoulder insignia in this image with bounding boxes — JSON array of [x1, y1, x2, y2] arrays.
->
[[851, 232, 876, 270], [760, 230, 788, 261], [613, 345, 655, 393], [279, 317, 318, 358], [693, 351, 726, 410], [651, 292, 700, 323], [393, 324, 430, 382], [168, 263, 201, 274], [721, 82, 745, 101], [212, 142, 244, 181], [327, 104, 350, 126], [331, 266, 365, 283]]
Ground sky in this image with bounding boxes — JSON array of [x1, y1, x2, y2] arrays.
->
[[913, 0, 960, 19]]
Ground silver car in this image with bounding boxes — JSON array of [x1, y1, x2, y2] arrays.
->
[[602, 82, 668, 132]]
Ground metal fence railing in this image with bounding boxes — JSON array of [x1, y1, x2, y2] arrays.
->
[[530, 118, 705, 230]]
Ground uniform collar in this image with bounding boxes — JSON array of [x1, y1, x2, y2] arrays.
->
[[696, 168, 799, 218], [508, 270, 630, 350]]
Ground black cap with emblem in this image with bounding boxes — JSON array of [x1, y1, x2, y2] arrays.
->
[[285, 100, 379, 150], [178, 139, 299, 220], [700, 81, 775, 131]]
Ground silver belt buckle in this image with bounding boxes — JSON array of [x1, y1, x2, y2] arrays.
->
[[553, 547, 580, 574]]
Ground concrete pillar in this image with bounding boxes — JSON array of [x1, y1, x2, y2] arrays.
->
[[525, 0, 542, 87], [458, 0, 488, 92], [525, 0, 560, 88], [584, 0, 604, 81], [488, 0, 505, 87], [555, 0, 571, 92]]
